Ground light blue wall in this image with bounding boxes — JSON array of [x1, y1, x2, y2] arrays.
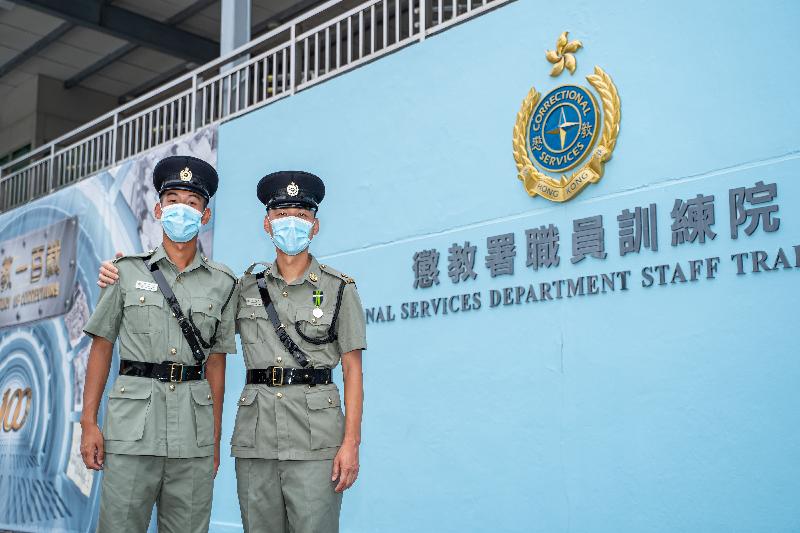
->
[[211, 1, 800, 531]]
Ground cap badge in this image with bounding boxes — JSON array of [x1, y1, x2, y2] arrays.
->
[[286, 182, 299, 197], [179, 167, 193, 181]]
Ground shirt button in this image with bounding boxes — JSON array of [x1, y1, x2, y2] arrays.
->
[[120, 387, 125, 393], [139, 296, 145, 303], [169, 384, 175, 391], [170, 348, 177, 355], [208, 304, 213, 310], [328, 397, 333, 405], [240, 396, 246, 403], [250, 312, 255, 319], [207, 394, 212, 400], [282, 291, 288, 298], [276, 392, 283, 399], [311, 318, 316, 324], [276, 357, 283, 363]]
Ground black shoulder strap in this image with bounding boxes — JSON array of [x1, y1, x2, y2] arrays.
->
[[145, 259, 206, 365], [255, 271, 312, 368]]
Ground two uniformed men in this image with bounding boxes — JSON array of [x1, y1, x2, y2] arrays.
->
[[95, 167, 366, 533], [81, 156, 238, 532]]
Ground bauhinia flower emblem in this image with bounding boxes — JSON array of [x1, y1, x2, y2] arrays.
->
[[545, 31, 582, 77]]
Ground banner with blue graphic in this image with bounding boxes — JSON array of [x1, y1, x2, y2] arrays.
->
[[0, 126, 218, 533]]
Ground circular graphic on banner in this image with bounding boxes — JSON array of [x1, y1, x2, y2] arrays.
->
[[0, 202, 105, 533]]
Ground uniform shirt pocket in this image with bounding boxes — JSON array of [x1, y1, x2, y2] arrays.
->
[[237, 305, 269, 345], [105, 376, 153, 441], [231, 388, 259, 448], [191, 296, 223, 345], [190, 381, 214, 447], [123, 292, 164, 334], [305, 385, 344, 450], [294, 306, 334, 352]]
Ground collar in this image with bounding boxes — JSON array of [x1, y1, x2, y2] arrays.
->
[[268, 254, 321, 287], [150, 243, 209, 274]]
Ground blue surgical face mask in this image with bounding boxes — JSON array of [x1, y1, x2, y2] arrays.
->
[[160, 203, 203, 243], [268, 216, 314, 255]]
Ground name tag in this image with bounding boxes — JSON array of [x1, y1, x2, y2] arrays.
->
[[246, 298, 263, 307], [135, 280, 158, 292]]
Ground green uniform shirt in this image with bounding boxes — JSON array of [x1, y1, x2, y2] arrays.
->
[[231, 255, 366, 460], [83, 245, 238, 458]]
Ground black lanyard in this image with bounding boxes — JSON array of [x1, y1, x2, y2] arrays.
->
[[145, 258, 235, 365], [255, 271, 312, 368]]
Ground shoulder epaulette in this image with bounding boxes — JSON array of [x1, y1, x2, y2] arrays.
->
[[112, 249, 155, 264], [202, 255, 237, 282], [244, 261, 272, 276], [319, 263, 356, 284]]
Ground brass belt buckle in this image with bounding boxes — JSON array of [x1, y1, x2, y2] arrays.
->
[[169, 362, 184, 383], [271, 366, 284, 387]]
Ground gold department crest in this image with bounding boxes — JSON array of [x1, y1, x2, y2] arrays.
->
[[513, 32, 621, 202]]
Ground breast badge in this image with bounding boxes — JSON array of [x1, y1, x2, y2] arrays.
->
[[512, 32, 621, 202]]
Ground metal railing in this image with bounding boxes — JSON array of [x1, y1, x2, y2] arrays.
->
[[0, 0, 511, 213]]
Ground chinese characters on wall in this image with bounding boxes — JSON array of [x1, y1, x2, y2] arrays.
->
[[364, 181, 793, 324], [411, 181, 780, 288]]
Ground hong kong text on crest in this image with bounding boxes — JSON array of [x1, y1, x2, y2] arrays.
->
[[512, 32, 621, 202]]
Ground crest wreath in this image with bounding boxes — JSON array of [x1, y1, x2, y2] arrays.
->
[[512, 66, 621, 202]]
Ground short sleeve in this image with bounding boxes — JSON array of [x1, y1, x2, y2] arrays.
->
[[83, 282, 123, 343], [210, 278, 239, 354], [335, 283, 367, 354]]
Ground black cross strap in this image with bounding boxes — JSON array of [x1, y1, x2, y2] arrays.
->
[[144, 258, 237, 365], [255, 271, 312, 368]]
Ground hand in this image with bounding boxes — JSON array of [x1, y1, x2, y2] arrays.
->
[[80, 422, 105, 470], [332, 442, 359, 492], [213, 442, 220, 478], [97, 252, 123, 288]]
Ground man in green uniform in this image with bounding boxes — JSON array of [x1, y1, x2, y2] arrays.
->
[[232, 171, 366, 533], [97, 170, 366, 533], [81, 155, 238, 533]]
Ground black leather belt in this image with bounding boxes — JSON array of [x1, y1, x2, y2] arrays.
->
[[246, 367, 332, 387], [119, 359, 204, 382]]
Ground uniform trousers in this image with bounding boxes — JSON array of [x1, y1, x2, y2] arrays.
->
[[97, 453, 214, 533], [235, 458, 342, 533]]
